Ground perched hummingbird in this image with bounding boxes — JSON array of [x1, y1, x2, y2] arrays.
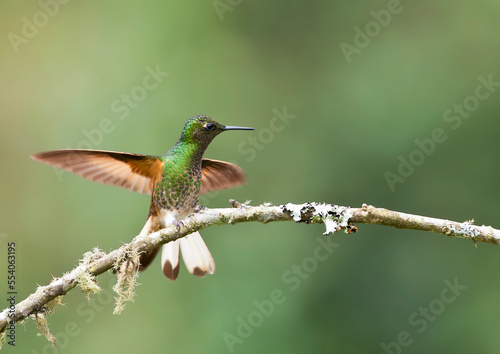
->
[[31, 115, 254, 280]]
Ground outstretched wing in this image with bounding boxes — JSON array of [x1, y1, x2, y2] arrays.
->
[[31, 149, 164, 194], [201, 159, 247, 194]]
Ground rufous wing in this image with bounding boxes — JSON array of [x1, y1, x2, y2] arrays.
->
[[200, 158, 247, 194], [30, 149, 164, 194]]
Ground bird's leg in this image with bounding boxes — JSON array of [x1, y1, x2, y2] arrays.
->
[[194, 205, 206, 213], [172, 219, 184, 232]]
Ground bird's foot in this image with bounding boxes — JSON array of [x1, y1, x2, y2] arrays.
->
[[194, 205, 206, 213], [173, 220, 184, 231]]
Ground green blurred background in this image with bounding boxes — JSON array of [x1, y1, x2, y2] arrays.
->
[[1, 1, 500, 353]]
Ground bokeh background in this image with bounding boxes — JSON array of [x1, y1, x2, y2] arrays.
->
[[1, 1, 500, 353]]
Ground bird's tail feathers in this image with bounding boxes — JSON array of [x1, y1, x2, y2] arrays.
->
[[138, 216, 160, 272], [161, 240, 180, 280], [179, 232, 216, 278], [139, 216, 216, 280]]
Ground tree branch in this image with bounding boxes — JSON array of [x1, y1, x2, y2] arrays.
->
[[1, 201, 499, 342]]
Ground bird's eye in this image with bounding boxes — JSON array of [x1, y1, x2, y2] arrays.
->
[[204, 123, 216, 131]]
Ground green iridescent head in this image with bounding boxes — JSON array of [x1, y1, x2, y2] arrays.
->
[[179, 115, 254, 146]]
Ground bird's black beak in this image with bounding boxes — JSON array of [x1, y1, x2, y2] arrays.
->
[[223, 125, 254, 131]]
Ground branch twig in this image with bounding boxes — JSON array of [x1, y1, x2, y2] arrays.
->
[[1, 201, 499, 341]]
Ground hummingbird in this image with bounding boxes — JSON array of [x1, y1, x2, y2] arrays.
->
[[31, 115, 254, 280]]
